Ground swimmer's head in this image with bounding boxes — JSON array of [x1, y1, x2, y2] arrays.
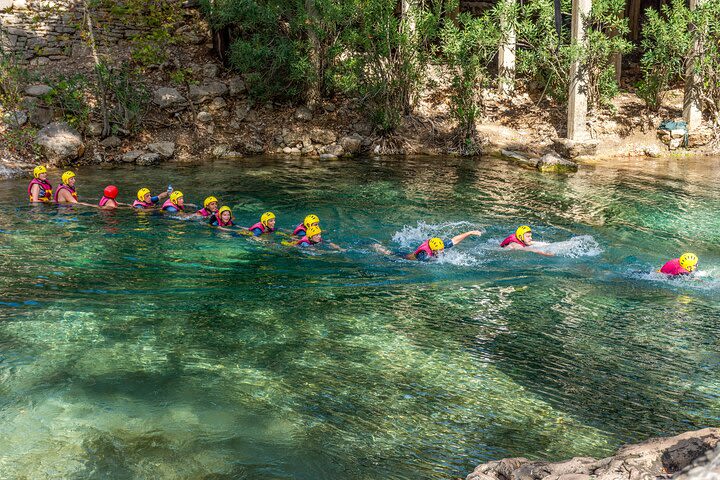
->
[[679, 252, 699, 272], [304, 214, 320, 229], [137, 188, 151, 202], [204, 196, 218, 212], [61, 170, 76, 186], [428, 237, 445, 254], [516, 225, 532, 245], [170, 190, 184, 206], [261, 211, 276, 229], [218, 206, 232, 222], [306, 225, 322, 243], [33, 165, 47, 179], [103, 185, 118, 199]]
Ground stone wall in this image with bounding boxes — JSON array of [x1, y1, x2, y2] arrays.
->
[[0, 0, 144, 67]]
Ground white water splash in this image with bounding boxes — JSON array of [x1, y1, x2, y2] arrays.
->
[[390, 221, 485, 266], [627, 266, 720, 291], [538, 235, 604, 258]]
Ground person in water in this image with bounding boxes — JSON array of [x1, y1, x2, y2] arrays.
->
[[293, 214, 319, 237], [659, 253, 699, 276], [54, 171, 79, 204], [196, 196, 219, 218], [500, 225, 554, 257], [209, 206, 234, 227], [248, 212, 276, 236], [406, 230, 483, 260], [161, 191, 185, 212], [98, 185, 120, 208], [293, 225, 323, 247], [28, 165, 52, 203], [133, 187, 171, 209]]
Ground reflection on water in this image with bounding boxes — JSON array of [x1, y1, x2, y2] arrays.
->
[[1, 156, 720, 479]]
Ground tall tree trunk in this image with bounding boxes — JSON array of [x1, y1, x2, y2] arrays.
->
[[305, 0, 321, 109]]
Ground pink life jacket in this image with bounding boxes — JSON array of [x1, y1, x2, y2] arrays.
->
[[161, 198, 184, 211], [212, 212, 234, 227], [413, 239, 436, 258], [98, 196, 115, 207], [54, 184, 77, 203], [197, 207, 211, 217], [28, 178, 53, 202], [248, 222, 274, 234], [660, 258, 690, 276], [500, 233, 526, 248], [297, 235, 322, 246], [133, 199, 155, 208], [293, 223, 306, 236]]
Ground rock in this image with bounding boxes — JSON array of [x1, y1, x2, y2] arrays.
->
[[320, 144, 344, 156], [189, 81, 228, 103], [3, 110, 27, 127], [552, 138, 599, 159], [687, 129, 713, 148], [87, 122, 103, 137], [147, 141, 175, 158], [339, 134, 363, 154], [282, 129, 310, 148], [537, 153, 578, 173], [13, 0, 28, 9], [153, 87, 186, 109], [208, 97, 227, 111], [120, 150, 144, 163], [212, 145, 230, 157], [240, 139, 265, 155], [235, 102, 251, 121], [196, 111, 213, 123], [669, 138, 683, 150], [30, 57, 50, 67], [136, 152, 161, 166], [321, 101, 336, 112], [319, 153, 338, 159], [310, 128, 336, 145], [26, 99, 53, 127], [282, 146, 301, 155], [294, 106, 313, 121], [227, 77, 246, 96], [100, 135, 121, 148], [202, 63, 219, 78], [644, 145, 662, 158], [0, 0, 12, 8], [301, 145, 315, 155], [25, 84, 52, 97], [35, 122, 85, 164], [501, 149, 539, 167]]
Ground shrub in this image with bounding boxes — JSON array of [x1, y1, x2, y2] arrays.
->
[[95, 62, 149, 136], [691, 0, 720, 139], [42, 74, 91, 131]]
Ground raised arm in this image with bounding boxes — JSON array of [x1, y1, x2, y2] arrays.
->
[[450, 230, 483, 246]]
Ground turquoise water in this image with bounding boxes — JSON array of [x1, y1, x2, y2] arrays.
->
[[1, 156, 720, 479]]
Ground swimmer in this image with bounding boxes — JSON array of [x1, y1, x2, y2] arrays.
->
[[248, 212, 276, 236], [659, 253, 698, 276], [401, 230, 483, 260], [209, 206, 235, 227], [98, 185, 120, 208], [293, 214, 319, 237], [54, 171, 79, 204], [196, 196, 219, 218], [133, 187, 171, 209], [292, 225, 323, 247], [28, 166, 53, 203], [500, 225, 554, 256], [161, 191, 186, 212]]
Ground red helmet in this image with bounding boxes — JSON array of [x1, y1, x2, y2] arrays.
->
[[103, 185, 119, 199]]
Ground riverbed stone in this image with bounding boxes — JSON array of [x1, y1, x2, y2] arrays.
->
[[500, 149, 538, 167], [339, 134, 363, 154], [189, 81, 228, 103], [136, 152, 161, 166], [311, 128, 336, 145], [120, 150, 144, 163], [100, 135, 121, 148], [35, 122, 85, 164], [153, 87, 186, 109], [25, 84, 52, 97], [320, 144, 344, 156], [537, 153, 578, 173], [147, 141, 175, 158]]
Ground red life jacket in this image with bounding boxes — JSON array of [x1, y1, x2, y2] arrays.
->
[[413, 239, 436, 258], [98, 196, 115, 207], [161, 199, 184, 211], [292, 223, 306, 236], [212, 212, 234, 227], [54, 184, 78, 203], [500, 233, 526, 248], [28, 178, 53, 202], [197, 207, 212, 217], [659, 258, 690, 276], [248, 222, 274, 234], [133, 199, 155, 208]]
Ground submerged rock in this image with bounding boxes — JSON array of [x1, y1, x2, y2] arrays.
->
[[467, 428, 720, 480], [500, 149, 538, 167], [537, 153, 578, 173]]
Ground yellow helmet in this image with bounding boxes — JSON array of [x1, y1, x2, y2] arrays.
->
[[170, 190, 184, 204], [516, 225, 532, 243], [204, 196, 218, 208], [218, 205, 232, 216], [304, 214, 320, 228], [137, 188, 151, 202], [679, 252, 699, 272], [306, 225, 322, 238], [61, 171, 76, 185], [261, 211, 275, 227], [428, 237, 445, 251], [33, 165, 47, 178]]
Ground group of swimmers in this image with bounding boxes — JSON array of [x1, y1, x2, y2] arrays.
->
[[27, 165, 700, 275]]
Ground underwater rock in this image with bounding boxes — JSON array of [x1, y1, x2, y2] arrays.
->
[[467, 428, 720, 480], [500, 149, 539, 167], [537, 153, 578, 173]]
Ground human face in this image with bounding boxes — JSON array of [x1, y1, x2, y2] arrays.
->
[[209, 202, 218, 212], [176, 196, 184, 207], [221, 210, 231, 222], [433, 247, 445, 255], [143, 193, 152, 203], [68, 176, 76, 187], [522, 232, 533, 245], [268, 218, 276, 229], [39, 172, 48, 181], [309, 221, 319, 228], [310, 233, 322, 243]]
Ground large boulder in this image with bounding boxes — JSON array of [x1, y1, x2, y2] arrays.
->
[[537, 153, 578, 173], [310, 128, 336, 145], [153, 87, 186, 109], [189, 81, 228, 103], [35, 122, 85, 164], [136, 152, 161, 166], [147, 141, 175, 158], [339, 134, 363, 154]]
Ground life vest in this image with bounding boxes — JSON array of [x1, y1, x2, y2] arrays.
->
[[161, 198, 184, 211], [500, 233, 526, 248], [659, 258, 690, 276], [98, 196, 115, 207], [248, 222, 274, 234], [54, 184, 78, 203], [413, 239, 436, 258], [297, 235, 322, 246], [292, 223, 306, 236], [196, 207, 212, 217], [28, 178, 53, 202], [212, 212, 234, 227], [132, 199, 155, 208]]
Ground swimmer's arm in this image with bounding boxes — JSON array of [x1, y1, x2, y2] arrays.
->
[[525, 247, 554, 257], [327, 241, 345, 252], [58, 190, 78, 204], [185, 203, 198, 209], [451, 230, 484, 245], [30, 184, 41, 202], [156, 191, 169, 200]]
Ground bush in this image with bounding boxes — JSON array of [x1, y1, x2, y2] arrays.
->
[[42, 74, 91, 131], [691, 0, 720, 138], [0, 53, 30, 113], [95, 62, 149, 136]]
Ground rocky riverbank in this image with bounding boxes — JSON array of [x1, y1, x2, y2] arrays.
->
[[466, 428, 720, 480]]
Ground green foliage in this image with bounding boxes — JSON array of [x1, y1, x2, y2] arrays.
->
[[0, 53, 31, 111], [131, 29, 173, 67], [440, 11, 500, 154], [0, 126, 41, 158], [42, 75, 91, 131], [692, 0, 720, 137], [637, 0, 692, 110], [96, 62, 150, 135]]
